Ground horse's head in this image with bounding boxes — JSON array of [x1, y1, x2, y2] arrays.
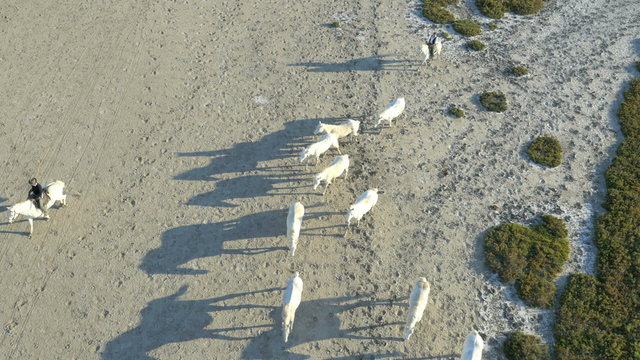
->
[[7, 206, 16, 224], [313, 121, 325, 135]]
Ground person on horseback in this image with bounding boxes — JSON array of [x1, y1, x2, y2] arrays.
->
[[427, 32, 438, 46], [28, 177, 48, 218]]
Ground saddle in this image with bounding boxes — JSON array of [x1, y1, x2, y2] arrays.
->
[[29, 193, 50, 209]]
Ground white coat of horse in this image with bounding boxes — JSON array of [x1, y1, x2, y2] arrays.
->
[[421, 38, 442, 64], [7, 181, 67, 236]]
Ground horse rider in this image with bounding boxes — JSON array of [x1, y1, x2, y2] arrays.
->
[[427, 32, 439, 46], [28, 177, 48, 218]]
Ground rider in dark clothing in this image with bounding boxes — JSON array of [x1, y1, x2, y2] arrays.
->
[[28, 178, 48, 217]]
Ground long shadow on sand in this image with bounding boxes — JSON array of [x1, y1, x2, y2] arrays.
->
[[241, 295, 404, 359], [140, 209, 289, 274], [101, 285, 281, 360], [289, 55, 419, 72], [175, 117, 351, 207]]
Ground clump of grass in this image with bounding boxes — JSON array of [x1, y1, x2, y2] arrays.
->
[[441, 31, 452, 40], [636, 60, 640, 72], [422, 6, 455, 24], [503, 332, 551, 360], [467, 40, 486, 51], [527, 136, 562, 167], [488, 21, 498, 30], [479, 91, 507, 112], [476, 0, 508, 18], [484, 215, 569, 308], [330, 21, 340, 28], [508, 65, 529, 76], [449, 105, 465, 117], [452, 19, 482, 36], [510, 0, 544, 15], [477, 0, 544, 18]]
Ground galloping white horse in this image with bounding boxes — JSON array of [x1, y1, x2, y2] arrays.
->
[[7, 181, 67, 237]]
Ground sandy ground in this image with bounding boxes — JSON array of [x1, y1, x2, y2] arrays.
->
[[0, 0, 638, 359]]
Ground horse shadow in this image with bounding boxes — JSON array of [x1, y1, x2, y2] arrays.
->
[[101, 285, 281, 360], [241, 295, 404, 359], [140, 209, 290, 274], [175, 118, 353, 207], [174, 118, 349, 182], [289, 55, 418, 73]]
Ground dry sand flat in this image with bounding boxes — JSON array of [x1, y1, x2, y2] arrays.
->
[[0, 0, 638, 359]]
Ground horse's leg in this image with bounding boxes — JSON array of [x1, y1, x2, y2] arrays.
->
[[28, 218, 33, 237], [61, 195, 67, 207]]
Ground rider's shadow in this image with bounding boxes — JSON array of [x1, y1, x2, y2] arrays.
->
[[101, 285, 280, 360], [140, 209, 289, 275], [241, 295, 405, 359]]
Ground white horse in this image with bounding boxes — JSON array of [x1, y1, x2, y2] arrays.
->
[[421, 38, 442, 64], [7, 181, 67, 237]]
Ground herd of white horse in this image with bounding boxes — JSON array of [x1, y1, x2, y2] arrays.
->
[[1, 38, 487, 359]]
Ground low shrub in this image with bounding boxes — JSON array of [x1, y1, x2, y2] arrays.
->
[[331, 21, 340, 28], [479, 91, 507, 112], [509, 0, 544, 15], [484, 216, 569, 307], [422, 6, 455, 24], [503, 332, 551, 360], [508, 65, 528, 76], [425, 0, 459, 6], [467, 40, 486, 51], [441, 31, 452, 40], [636, 60, 640, 72], [476, 0, 507, 19], [452, 19, 482, 36], [449, 105, 465, 117], [488, 21, 498, 30], [476, 0, 544, 18], [527, 136, 562, 167]]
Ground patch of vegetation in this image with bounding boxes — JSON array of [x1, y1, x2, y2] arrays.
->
[[449, 105, 465, 117], [452, 19, 482, 36], [484, 215, 569, 308], [422, 6, 455, 24], [476, 0, 544, 18], [488, 21, 498, 30], [508, 65, 528, 76], [509, 0, 544, 15], [527, 136, 562, 167], [479, 91, 507, 112], [636, 60, 640, 72], [422, 0, 457, 24], [476, 0, 508, 19], [467, 40, 486, 51], [503, 332, 551, 360], [441, 31, 452, 40], [330, 21, 340, 28], [554, 75, 640, 358]]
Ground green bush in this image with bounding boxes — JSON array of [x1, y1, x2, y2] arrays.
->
[[527, 136, 562, 167], [422, 6, 455, 24], [449, 105, 465, 118], [476, 0, 544, 18], [508, 65, 528, 76], [636, 60, 640, 72], [467, 40, 486, 51], [503, 332, 551, 360], [476, 0, 507, 19], [331, 21, 340, 28], [441, 31, 452, 40], [488, 21, 498, 30], [452, 19, 482, 36], [555, 70, 640, 359], [479, 91, 508, 112], [509, 0, 544, 15], [425, 0, 459, 6], [484, 216, 569, 307]]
